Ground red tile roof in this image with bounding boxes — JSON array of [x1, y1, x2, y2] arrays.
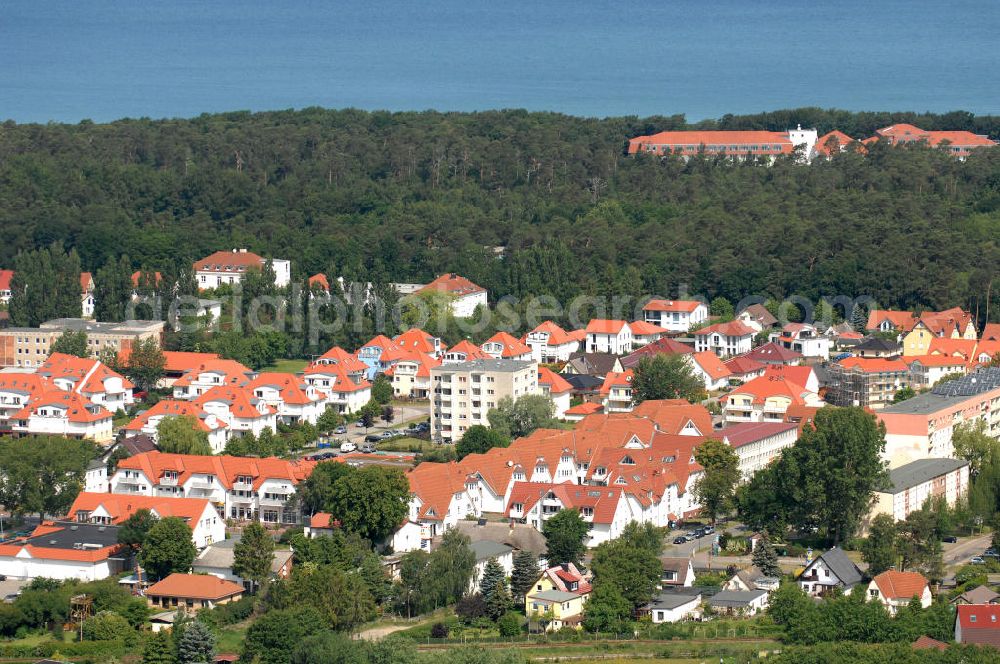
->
[[0, 269, 13, 291], [872, 570, 928, 600], [130, 271, 163, 288], [911, 636, 947, 651], [394, 328, 439, 355], [743, 342, 802, 363], [538, 367, 572, 394], [628, 320, 669, 336], [116, 451, 316, 491], [506, 482, 625, 525], [194, 250, 266, 272], [125, 399, 225, 433], [956, 604, 1000, 647], [814, 130, 856, 156], [691, 351, 732, 382], [565, 402, 603, 416], [68, 493, 212, 524], [762, 364, 814, 388], [308, 273, 329, 290], [246, 372, 319, 405], [309, 512, 338, 529], [866, 310, 916, 331], [724, 356, 765, 376], [40, 353, 134, 394], [599, 370, 634, 395], [529, 321, 577, 346], [482, 331, 532, 358], [119, 350, 221, 374], [628, 131, 793, 155], [720, 422, 798, 448], [446, 339, 489, 361], [837, 357, 910, 374], [723, 375, 812, 405], [146, 573, 244, 600], [585, 319, 629, 335], [874, 124, 996, 149], [621, 338, 694, 369], [642, 299, 703, 313], [418, 273, 485, 297], [172, 359, 253, 388], [695, 321, 755, 337]]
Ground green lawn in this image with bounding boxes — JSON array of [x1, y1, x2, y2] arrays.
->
[[378, 437, 438, 453], [261, 358, 309, 373]]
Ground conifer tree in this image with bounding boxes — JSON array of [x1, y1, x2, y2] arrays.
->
[[479, 558, 506, 601], [177, 620, 215, 664], [510, 550, 538, 602], [751, 537, 781, 577]]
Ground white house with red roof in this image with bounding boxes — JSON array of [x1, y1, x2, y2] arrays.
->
[[39, 352, 134, 412], [195, 386, 277, 440], [172, 359, 253, 399], [762, 364, 819, 394], [719, 422, 799, 481], [394, 328, 443, 359], [481, 331, 533, 361], [688, 351, 733, 391], [538, 367, 572, 418], [80, 272, 95, 318], [627, 127, 818, 163], [955, 604, 1000, 648], [357, 334, 403, 379], [111, 451, 315, 524], [0, 269, 13, 304], [301, 364, 371, 413], [402, 461, 481, 550], [769, 323, 832, 360], [525, 322, 584, 363], [0, 521, 127, 581], [9, 389, 114, 442], [0, 372, 49, 431], [813, 130, 857, 158], [642, 299, 708, 332], [628, 320, 670, 349], [443, 339, 489, 363], [585, 320, 632, 354], [869, 124, 996, 159], [417, 273, 487, 318], [722, 375, 824, 424], [866, 570, 931, 614], [246, 372, 327, 425], [600, 370, 635, 413], [506, 483, 635, 547], [193, 249, 290, 289], [68, 492, 224, 549], [124, 399, 230, 453], [694, 321, 756, 357], [724, 356, 766, 383]]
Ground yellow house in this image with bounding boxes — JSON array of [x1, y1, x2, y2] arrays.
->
[[525, 566, 591, 631], [902, 309, 977, 357]]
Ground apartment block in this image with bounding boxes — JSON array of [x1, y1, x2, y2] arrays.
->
[[0, 318, 164, 368]]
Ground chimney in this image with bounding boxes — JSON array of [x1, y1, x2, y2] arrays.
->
[[561, 563, 571, 572]]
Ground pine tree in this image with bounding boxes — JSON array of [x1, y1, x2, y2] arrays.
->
[[479, 558, 506, 600], [141, 629, 176, 664], [95, 254, 133, 322], [484, 582, 513, 622], [510, 550, 538, 602], [176, 620, 215, 664], [751, 537, 781, 577], [851, 302, 869, 333]]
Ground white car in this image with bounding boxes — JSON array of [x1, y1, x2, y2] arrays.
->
[[339, 441, 357, 453]]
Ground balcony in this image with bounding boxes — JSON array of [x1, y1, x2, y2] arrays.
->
[[158, 476, 179, 486], [189, 480, 215, 490]]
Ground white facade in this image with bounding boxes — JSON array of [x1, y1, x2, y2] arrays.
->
[[430, 359, 539, 443], [525, 329, 581, 363], [586, 325, 632, 355], [647, 595, 702, 623], [0, 551, 120, 582], [643, 301, 708, 333], [451, 291, 488, 318], [770, 324, 832, 360], [694, 328, 754, 357], [721, 423, 800, 481]]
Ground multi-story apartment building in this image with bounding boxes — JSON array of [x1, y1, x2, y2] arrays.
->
[[641, 299, 708, 333], [524, 322, 584, 363], [870, 458, 969, 522], [0, 318, 164, 368], [718, 422, 799, 481], [111, 451, 315, 524], [878, 368, 1000, 468], [826, 357, 910, 410], [430, 358, 539, 443], [693, 321, 756, 358]]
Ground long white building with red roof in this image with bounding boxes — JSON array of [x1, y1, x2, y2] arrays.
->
[[111, 451, 316, 524], [417, 273, 487, 318], [68, 492, 224, 548], [193, 248, 290, 289], [628, 127, 818, 162]]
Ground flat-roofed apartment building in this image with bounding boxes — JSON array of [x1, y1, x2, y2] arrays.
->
[[878, 368, 1000, 468], [431, 358, 539, 443], [0, 319, 165, 368], [870, 458, 969, 522]]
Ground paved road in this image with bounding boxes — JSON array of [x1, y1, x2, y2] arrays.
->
[[944, 533, 993, 566]]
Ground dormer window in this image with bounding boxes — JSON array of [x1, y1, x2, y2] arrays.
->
[[620, 455, 635, 465]]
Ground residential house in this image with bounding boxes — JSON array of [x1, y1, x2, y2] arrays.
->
[[393, 328, 442, 359], [526, 564, 591, 631], [871, 458, 969, 522], [867, 570, 931, 614], [762, 364, 819, 394], [584, 320, 632, 355], [481, 331, 533, 361], [813, 130, 857, 158], [723, 356, 766, 383], [444, 340, 489, 363], [67, 492, 224, 549], [901, 308, 977, 357], [826, 357, 910, 409], [708, 589, 769, 616], [742, 342, 802, 366], [599, 370, 635, 413], [736, 304, 779, 332], [721, 375, 823, 424], [878, 368, 1000, 467], [245, 372, 327, 425], [171, 359, 253, 399], [0, 521, 126, 581], [194, 386, 277, 441], [118, 350, 221, 388], [403, 461, 481, 550], [955, 604, 1000, 648], [193, 249, 291, 289], [357, 334, 403, 379], [854, 338, 902, 359], [628, 320, 670, 349], [660, 557, 696, 587], [798, 547, 863, 597], [124, 400, 229, 453], [193, 537, 294, 590], [506, 483, 634, 547], [146, 573, 244, 613], [642, 299, 708, 333], [867, 310, 918, 334], [303, 512, 338, 538], [563, 352, 623, 377], [719, 422, 799, 481], [627, 127, 818, 163], [564, 401, 604, 422], [111, 451, 316, 524], [37, 352, 134, 412], [621, 337, 694, 370], [8, 390, 114, 442], [908, 354, 969, 390], [468, 541, 514, 593], [688, 351, 732, 391], [0, 269, 12, 305], [417, 274, 488, 318], [639, 592, 702, 623], [693, 321, 755, 358], [723, 566, 780, 593], [301, 363, 372, 414], [385, 351, 440, 399], [538, 367, 572, 418], [524, 322, 583, 363], [80, 272, 95, 318], [770, 323, 831, 360], [951, 585, 1000, 606]]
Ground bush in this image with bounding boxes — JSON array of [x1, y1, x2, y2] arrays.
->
[[497, 612, 522, 637], [81, 611, 137, 646], [197, 595, 255, 629], [455, 594, 488, 624], [430, 622, 450, 639]]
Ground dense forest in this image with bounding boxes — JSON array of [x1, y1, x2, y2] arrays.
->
[[2, 106, 1000, 322]]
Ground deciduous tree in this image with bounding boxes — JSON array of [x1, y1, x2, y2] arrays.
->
[[233, 522, 275, 593], [156, 416, 212, 455], [631, 354, 705, 404], [693, 439, 741, 523], [542, 509, 590, 565], [142, 517, 197, 580]]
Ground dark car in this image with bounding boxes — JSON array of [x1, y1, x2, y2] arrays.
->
[[673, 536, 687, 545], [942, 536, 958, 544], [692, 528, 706, 539], [365, 434, 384, 443]]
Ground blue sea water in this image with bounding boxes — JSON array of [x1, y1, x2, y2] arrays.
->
[[2, 0, 999, 124]]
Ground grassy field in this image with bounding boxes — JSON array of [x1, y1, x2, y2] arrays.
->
[[378, 437, 438, 453], [261, 358, 310, 373]]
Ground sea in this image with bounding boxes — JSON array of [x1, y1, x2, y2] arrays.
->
[[2, 0, 999, 124]]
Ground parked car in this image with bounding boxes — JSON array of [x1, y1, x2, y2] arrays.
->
[[340, 441, 357, 453], [673, 536, 687, 545], [360, 441, 378, 453], [354, 420, 365, 428], [985, 548, 997, 556], [692, 529, 706, 539], [702, 526, 715, 536], [334, 425, 347, 434], [365, 434, 384, 443], [942, 536, 958, 543], [318, 452, 337, 460], [971, 556, 986, 564]]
